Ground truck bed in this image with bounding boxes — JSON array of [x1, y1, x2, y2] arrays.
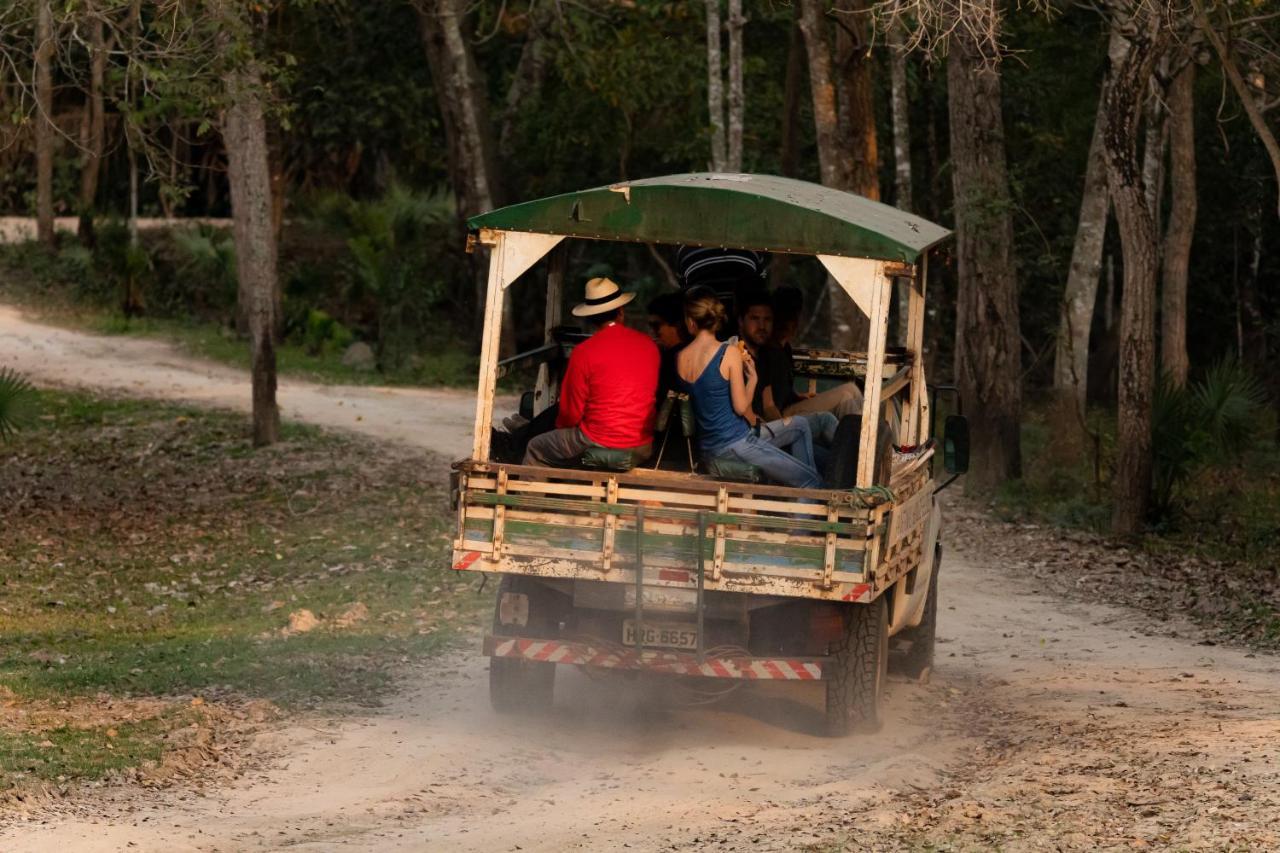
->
[[451, 454, 934, 604]]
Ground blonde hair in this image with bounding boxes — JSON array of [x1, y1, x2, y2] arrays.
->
[[683, 291, 726, 333]]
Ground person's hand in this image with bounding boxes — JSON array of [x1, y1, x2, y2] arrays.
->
[[744, 410, 760, 427], [798, 391, 816, 400], [741, 349, 756, 381]]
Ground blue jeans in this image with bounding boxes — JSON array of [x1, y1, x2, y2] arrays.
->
[[802, 412, 839, 445], [709, 417, 822, 489]]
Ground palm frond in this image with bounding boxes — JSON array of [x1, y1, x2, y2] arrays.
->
[[0, 367, 37, 440]]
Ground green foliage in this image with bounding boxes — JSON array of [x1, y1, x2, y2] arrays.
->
[[302, 308, 353, 356], [1151, 361, 1268, 519], [0, 368, 38, 440], [301, 186, 455, 370], [164, 225, 239, 317]]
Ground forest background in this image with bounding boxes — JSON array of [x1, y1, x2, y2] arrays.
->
[[0, 0, 1276, 556]]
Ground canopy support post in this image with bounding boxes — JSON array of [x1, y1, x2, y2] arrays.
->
[[470, 231, 565, 462], [472, 235, 508, 462], [855, 264, 894, 488], [902, 257, 928, 445], [534, 243, 567, 416]]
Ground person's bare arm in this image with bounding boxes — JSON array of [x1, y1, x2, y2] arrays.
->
[[723, 346, 759, 424], [761, 386, 783, 421]]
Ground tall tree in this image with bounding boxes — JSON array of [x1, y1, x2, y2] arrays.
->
[[705, 0, 727, 170], [888, 20, 913, 342], [796, 0, 880, 349], [219, 7, 281, 447], [888, 21, 912, 213], [414, 0, 511, 349], [1054, 30, 1127, 424], [76, 5, 109, 245], [947, 0, 1023, 490], [726, 0, 744, 171], [705, 0, 744, 171], [34, 0, 54, 246], [1103, 2, 1171, 535], [1161, 60, 1196, 386]]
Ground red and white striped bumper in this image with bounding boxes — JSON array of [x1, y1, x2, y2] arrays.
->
[[484, 636, 826, 681]]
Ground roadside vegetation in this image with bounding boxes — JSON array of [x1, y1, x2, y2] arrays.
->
[[0, 196, 477, 388], [0, 389, 482, 795], [985, 377, 1280, 648]]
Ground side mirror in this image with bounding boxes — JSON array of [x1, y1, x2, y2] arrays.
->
[[519, 390, 536, 421], [943, 415, 970, 475]]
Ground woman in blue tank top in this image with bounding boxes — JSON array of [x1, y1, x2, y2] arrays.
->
[[675, 292, 821, 489]]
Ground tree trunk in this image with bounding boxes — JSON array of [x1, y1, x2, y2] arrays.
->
[[947, 7, 1023, 492], [833, 0, 877, 200], [416, 0, 509, 349], [726, 0, 744, 171], [1140, 71, 1169, 231], [888, 20, 912, 343], [797, 0, 873, 350], [1160, 61, 1195, 387], [35, 0, 55, 247], [796, 0, 843, 190], [1103, 6, 1168, 536], [705, 0, 727, 171], [223, 62, 281, 447], [888, 21, 912, 213], [1053, 44, 1117, 422], [771, 22, 805, 288], [78, 10, 107, 231], [498, 9, 551, 162]]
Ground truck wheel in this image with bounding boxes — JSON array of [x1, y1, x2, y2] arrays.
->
[[824, 595, 888, 737], [896, 546, 940, 681], [489, 575, 558, 714]]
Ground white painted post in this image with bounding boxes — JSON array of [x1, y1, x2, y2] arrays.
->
[[856, 265, 894, 487], [535, 243, 567, 416], [471, 235, 508, 462], [902, 263, 928, 445]]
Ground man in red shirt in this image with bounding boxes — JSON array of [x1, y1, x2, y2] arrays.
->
[[524, 277, 660, 468]]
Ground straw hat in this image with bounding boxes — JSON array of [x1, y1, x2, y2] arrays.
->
[[571, 277, 635, 318]]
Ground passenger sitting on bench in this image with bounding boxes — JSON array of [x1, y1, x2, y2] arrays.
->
[[646, 292, 688, 402], [738, 289, 838, 452], [676, 291, 822, 489], [523, 277, 659, 469]]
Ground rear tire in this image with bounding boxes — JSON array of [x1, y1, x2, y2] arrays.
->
[[895, 546, 940, 681], [489, 575, 559, 714], [824, 595, 888, 737]]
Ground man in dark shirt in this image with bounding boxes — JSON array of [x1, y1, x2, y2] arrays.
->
[[738, 290, 837, 448], [647, 292, 686, 401]]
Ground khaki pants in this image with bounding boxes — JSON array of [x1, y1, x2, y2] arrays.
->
[[785, 382, 901, 444]]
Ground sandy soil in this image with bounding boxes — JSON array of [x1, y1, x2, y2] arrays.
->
[[0, 304, 511, 460], [1, 306, 1277, 851], [0, 217, 229, 243]]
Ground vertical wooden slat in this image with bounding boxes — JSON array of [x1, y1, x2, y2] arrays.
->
[[601, 476, 619, 571], [492, 467, 509, 557], [534, 243, 567, 416], [822, 504, 838, 589], [902, 262, 928, 445], [471, 234, 507, 462], [856, 265, 894, 487], [712, 486, 728, 580]]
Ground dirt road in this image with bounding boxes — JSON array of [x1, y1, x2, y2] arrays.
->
[[0, 304, 510, 460], [2, 307, 1278, 850]]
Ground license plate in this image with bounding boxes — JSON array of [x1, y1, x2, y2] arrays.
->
[[622, 620, 698, 651]]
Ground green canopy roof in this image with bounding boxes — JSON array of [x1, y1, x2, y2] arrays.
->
[[468, 173, 950, 263]]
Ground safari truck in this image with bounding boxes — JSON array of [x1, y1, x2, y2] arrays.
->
[[449, 173, 968, 735]]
